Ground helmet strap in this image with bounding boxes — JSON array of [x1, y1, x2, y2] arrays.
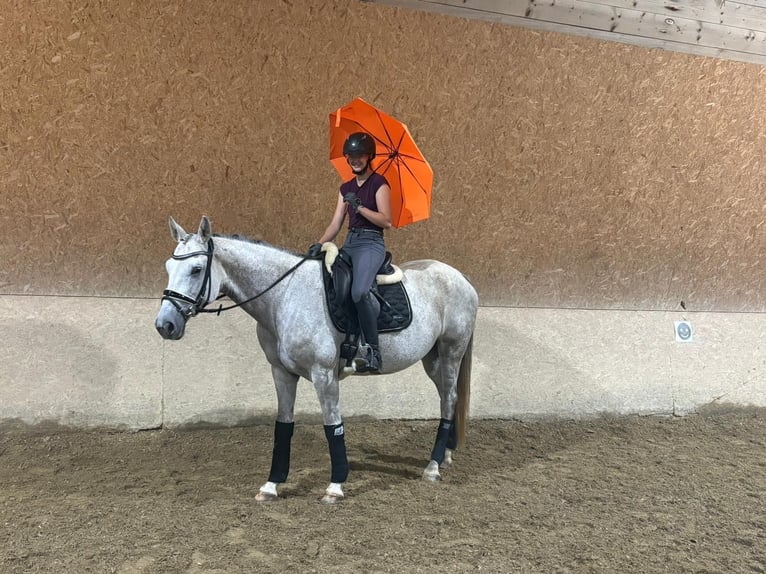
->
[[348, 156, 373, 176]]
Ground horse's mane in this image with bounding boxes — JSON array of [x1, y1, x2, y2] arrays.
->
[[213, 233, 303, 257]]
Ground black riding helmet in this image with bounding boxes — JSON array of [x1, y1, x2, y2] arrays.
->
[[343, 132, 376, 160]]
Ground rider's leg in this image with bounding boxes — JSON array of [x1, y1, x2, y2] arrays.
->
[[346, 235, 385, 371], [354, 291, 382, 371]]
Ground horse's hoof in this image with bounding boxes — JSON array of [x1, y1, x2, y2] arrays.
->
[[423, 460, 442, 482], [255, 482, 279, 503], [321, 493, 344, 504], [322, 482, 344, 503], [255, 491, 279, 503]]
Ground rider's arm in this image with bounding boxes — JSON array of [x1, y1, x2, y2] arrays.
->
[[317, 191, 347, 243], [359, 184, 392, 229]]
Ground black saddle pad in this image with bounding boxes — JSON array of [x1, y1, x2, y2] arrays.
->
[[321, 258, 412, 334]]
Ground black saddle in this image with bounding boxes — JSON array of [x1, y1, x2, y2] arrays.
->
[[321, 249, 412, 335]]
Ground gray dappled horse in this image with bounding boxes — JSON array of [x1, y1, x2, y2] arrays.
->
[[155, 216, 478, 503]]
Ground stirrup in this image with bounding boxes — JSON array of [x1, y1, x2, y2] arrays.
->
[[356, 346, 381, 373]]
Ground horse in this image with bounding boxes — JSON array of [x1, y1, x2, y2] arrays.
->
[[155, 216, 478, 504]]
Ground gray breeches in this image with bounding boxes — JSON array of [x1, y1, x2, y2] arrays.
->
[[342, 230, 385, 302]]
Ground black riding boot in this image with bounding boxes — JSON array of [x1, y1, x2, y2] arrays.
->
[[355, 293, 382, 372]]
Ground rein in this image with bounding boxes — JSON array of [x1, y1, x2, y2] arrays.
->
[[162, 237, 312, 318]]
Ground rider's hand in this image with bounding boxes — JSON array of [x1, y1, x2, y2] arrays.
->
[[343, 192, 362, 213], [307, 242, 323, 258]]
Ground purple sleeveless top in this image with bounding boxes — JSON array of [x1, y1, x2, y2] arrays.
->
[[341, 172, 389, 231]]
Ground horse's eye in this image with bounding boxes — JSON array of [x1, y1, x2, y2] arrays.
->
[[191, 266, 202, 275]]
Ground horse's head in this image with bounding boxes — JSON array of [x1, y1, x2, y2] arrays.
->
[[155, 216, 223, 340]]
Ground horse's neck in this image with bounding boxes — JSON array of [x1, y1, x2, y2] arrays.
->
[[215, 238, 302, 317]]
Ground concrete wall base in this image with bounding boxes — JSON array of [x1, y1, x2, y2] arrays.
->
[[1, 296, 764, 429]]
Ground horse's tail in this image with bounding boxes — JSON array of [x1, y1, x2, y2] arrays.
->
[[454, 332, 473, 448]]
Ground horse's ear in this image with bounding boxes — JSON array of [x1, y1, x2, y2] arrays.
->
[[169, 216, 186, 242], [198, 216, 212, 242]]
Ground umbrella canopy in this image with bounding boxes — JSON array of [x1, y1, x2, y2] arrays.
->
[[329, 97, 433, 228]]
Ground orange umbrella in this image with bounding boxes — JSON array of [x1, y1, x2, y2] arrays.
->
[[329, 97, 433, 228]]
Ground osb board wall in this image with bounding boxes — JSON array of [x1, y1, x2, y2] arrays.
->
[[1, 1, 765, 311]]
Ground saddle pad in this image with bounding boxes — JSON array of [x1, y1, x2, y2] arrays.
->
[[321, 266, 413, 334]]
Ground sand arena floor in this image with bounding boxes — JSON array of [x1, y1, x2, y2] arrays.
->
[[1, 407, 765, 573]]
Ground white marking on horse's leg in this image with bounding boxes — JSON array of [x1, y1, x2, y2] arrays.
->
[[423, 460, 442, 482], [440, 448, 454, 470], [255, 481, 279, 503], [321, 482, 345, 504]]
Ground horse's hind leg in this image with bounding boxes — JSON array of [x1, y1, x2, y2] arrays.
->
[[420, 343, 463, 482], [423, 419, 457, 482], [441, 424, 459, 469]]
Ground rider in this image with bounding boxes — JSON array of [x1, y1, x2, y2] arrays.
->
[[309, 132, 392, 372]]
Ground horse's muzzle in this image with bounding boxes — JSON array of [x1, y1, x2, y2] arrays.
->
[[155, 305, 187, 340], [155, 319, 185, 340]]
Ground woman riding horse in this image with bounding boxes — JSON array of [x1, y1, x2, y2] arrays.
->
[[156, 216, 477, 503]]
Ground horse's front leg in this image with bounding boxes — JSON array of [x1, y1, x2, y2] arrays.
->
[[255, 364, 299, 503], [312, 366, 347, 504]]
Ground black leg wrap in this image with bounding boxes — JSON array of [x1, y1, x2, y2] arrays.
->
[[267, 421, 294, 483], [430, 418, 453, 465], [446, 420, 458, 451], [324, 422, 349, 483]]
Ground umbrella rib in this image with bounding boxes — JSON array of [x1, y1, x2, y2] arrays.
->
[[375, 109, 399, 152], [394, 152, 428, 162], [390, 130, 429, 164], [397, 161, 406, 225], [374, 155, 395, 176], [375, 153, 430, 195]]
